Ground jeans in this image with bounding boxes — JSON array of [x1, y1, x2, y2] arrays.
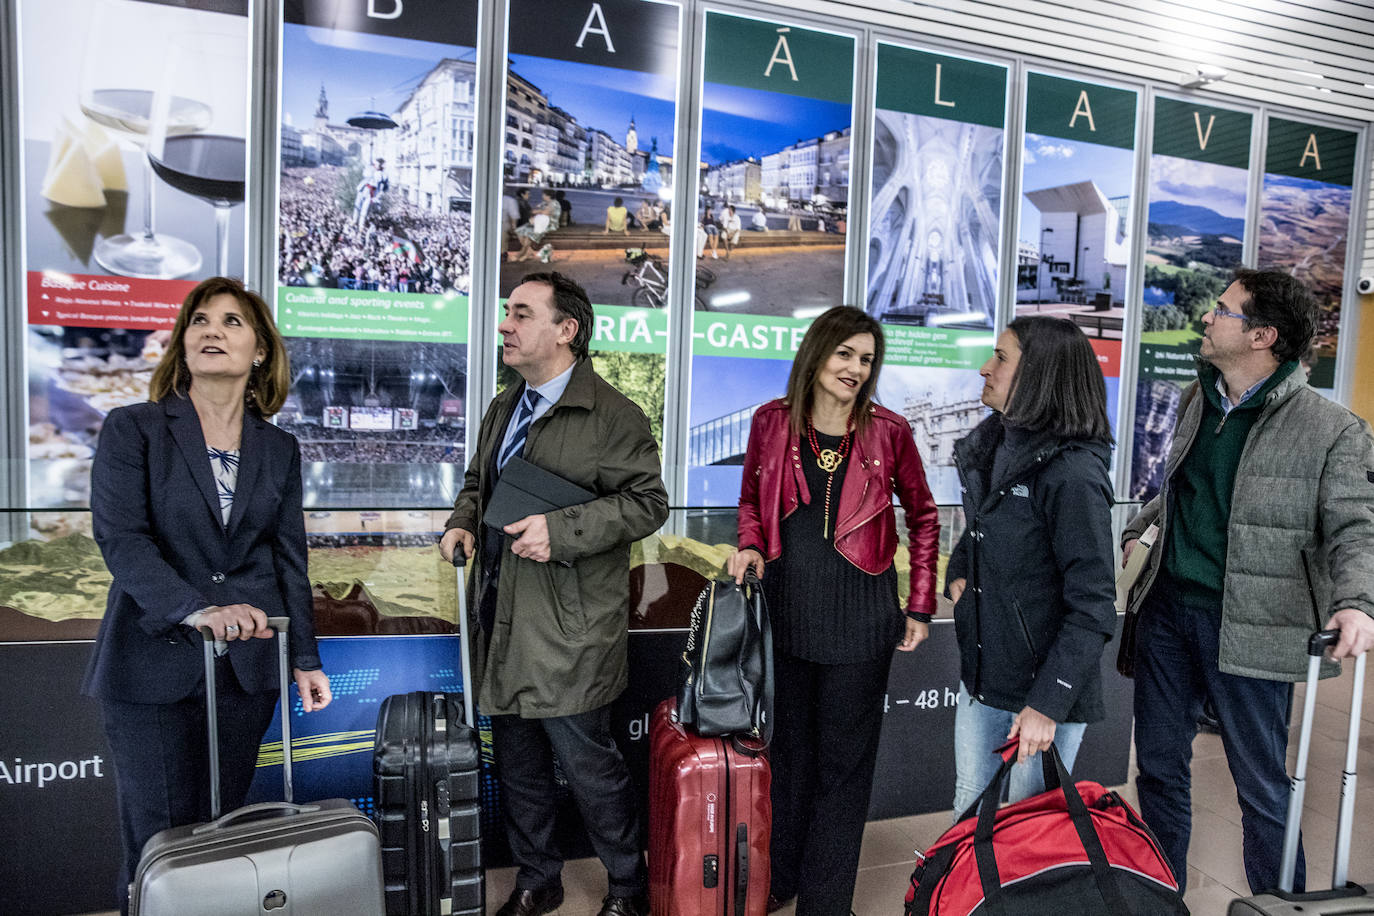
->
[[951, 684, 1087, 817], [1132, 582, 1303, 895], [490, 705, 646, 897]]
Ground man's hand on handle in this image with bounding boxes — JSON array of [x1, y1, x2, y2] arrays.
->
[[1323, 608, 1374, 659], [439, 527, 474, 565]]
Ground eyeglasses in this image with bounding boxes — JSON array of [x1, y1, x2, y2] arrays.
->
[[1209, 303, 1249, 321]]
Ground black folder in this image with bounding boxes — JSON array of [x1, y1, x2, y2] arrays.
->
[[485, 456, 597, 531]]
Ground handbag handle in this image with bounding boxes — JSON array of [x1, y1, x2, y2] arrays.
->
[[970, 740, 1132, 916]]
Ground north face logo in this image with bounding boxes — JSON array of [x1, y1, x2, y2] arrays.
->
[[1011, 484, 1029, 498]]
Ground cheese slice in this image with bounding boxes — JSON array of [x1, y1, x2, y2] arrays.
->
[[41, 128, 106, 208], [83, 120, 127, 192]]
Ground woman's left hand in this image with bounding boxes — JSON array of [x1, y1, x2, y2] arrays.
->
[[897, 618, 928, 652], [294, 668, 332, 713], [1007, 705, 1057, 764]]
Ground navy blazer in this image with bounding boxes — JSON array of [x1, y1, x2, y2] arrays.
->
[[82, 395, 321, 705]]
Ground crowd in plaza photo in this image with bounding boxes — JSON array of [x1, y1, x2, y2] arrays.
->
[[278, 166, 472, 294]]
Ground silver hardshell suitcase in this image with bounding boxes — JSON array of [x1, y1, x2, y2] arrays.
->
[[130, 617, 384, 915], [1228, 628, 1369, 915]]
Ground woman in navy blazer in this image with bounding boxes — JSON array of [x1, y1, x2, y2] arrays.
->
[[82, 277, 331, 912]]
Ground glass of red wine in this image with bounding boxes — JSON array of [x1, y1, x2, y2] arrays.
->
[[143, 29, 249, 278], [78, 2, 212, 278]]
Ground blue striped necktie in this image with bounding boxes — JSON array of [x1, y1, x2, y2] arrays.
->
[[498, 387, 540, 470]]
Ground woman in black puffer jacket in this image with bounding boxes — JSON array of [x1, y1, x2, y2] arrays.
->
[[945, 316, 1117, 814]]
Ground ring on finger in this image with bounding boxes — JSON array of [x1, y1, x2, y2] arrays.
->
[[226, 624, 240, 636]]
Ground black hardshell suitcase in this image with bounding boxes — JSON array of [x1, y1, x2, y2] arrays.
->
[[371, 556, 484, 916], [1228, 629, 1370, 915], [131, 617, 385, 915]]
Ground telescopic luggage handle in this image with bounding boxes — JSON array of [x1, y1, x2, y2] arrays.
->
[[1278, 626, 1367, 894], [451, 554, 476, 730], [197, 616, 293, 819]]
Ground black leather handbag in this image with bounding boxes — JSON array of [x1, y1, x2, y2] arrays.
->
[[675, 571, 774, 746]]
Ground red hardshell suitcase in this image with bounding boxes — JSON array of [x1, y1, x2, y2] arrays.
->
[[130, 617, 385, 915], [649, 697, 770, 916]]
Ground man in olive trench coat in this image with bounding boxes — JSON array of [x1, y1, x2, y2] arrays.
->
[[440, 272, 668, 916]]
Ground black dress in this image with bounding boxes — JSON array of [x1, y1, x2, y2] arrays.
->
[[764, 429, 902, 664]]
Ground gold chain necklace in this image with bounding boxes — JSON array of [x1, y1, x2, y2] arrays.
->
[[806, 417, 853, 539]]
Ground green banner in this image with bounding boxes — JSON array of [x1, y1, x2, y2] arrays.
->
[[589, 304, 670, 354], [1265, 117, 1357, 186], [703, 11, 853, 103], [690, 312, 990, 368], [1153, 98, 1251, 168], [1138, 340, 1199, 382], [883, 324, 993, 369], [875, 44, 1006, 129], [1025, 72, 1136, 149], [279, 288, 469, 343]]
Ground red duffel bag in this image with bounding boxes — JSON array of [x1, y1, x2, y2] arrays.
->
[[905, 740, 1187, 915]]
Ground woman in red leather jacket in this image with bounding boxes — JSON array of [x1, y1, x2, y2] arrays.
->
[[727, 305, 940, 916]]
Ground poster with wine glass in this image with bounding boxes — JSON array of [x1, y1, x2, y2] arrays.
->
[[19, 0, 251, 507], [274, 0, 478, 507]]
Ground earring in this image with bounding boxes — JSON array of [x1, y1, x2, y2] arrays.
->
[[252, 358, 262, 368]]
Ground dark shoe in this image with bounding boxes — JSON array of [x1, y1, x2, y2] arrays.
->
[[767, 893, 795, 913], [597, 892, 649, 916], [496, 884, 564, 916]]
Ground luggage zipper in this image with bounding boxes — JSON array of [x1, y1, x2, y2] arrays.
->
[[1011, 600, 1039, 672], [699, 586, 717, 698]]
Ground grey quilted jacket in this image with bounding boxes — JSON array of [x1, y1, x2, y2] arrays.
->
[[1123, 362, 1374, 681]]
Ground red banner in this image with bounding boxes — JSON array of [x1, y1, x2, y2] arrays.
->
[[27, 271, 194, 330], [1089, 338, 1122, 377]]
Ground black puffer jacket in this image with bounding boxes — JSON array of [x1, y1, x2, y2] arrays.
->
[[945, 415, 1116, 723]]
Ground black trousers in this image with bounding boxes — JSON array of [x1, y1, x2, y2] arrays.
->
[[101, 655, 278, 915], [491, 704, 647, 897], [770, 649, 893, 916]]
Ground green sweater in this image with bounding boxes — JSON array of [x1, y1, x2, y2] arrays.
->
[[1163, 361, 1299, 598]]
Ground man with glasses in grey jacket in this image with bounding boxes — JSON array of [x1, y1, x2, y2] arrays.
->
[[1121, 267, 1374, 896]]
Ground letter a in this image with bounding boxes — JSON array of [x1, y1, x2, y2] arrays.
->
[[367, 0, 402, 20], [1069, 90, 1096, 132], [1300, 133, 1322, 170], [1193, 112, 1215, 150], [575, 3, 615, 53], [933, 63, 955, 108], [764, 28, 799, 82]]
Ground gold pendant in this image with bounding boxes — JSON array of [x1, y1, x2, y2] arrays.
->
[[816, 448, 843, 473]]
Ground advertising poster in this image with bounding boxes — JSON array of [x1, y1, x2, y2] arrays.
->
[[685, 13, 854, 504], [276, 0, 478, 506], [21, 0, 251, 506], [696, 11, 854, 316], [1131, 98, 1251, 499], [494, 0, 681, 442], [867, 43, 1005, 502], [1018, 72, 1138, 440], [1257, 118, 1357, 391]]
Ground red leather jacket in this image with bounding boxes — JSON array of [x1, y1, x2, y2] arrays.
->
[[737, 399, 940, 615]]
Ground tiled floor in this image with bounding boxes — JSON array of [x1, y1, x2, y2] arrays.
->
[[84, 662, 1372, 915]]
